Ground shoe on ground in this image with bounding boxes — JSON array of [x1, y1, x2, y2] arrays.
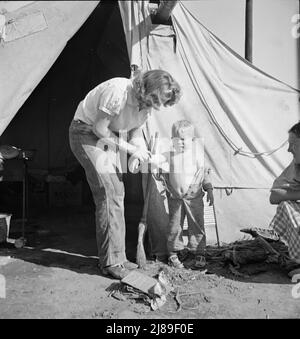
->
[[101, 264, 130, 279], [168, 254, 184, 269]]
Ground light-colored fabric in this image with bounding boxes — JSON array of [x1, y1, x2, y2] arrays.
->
[[118, 0, 152, 69], [75, 78, 131, 120], [269, 201, 300, 261], [119, 0, 300, 187], [0, 1, 99, 136], [119, 0, 300, 244], [0, 14, 6, 41], [74, 77, 151, 133]]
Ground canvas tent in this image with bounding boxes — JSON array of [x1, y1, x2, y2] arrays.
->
[[0, 1, 299, 254], [118, 1, 300, 253], [0, 0, 130, 170]]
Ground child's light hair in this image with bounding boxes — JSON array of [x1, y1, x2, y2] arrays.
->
[[172, 120, 195, 138], [133, 69, 182, 110]]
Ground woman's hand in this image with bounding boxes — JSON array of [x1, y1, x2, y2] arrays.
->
[[128, 148, 150, 173], [128, 157, 141, 174], [133, 147, 151, 163], [149, 154, 169, 171]]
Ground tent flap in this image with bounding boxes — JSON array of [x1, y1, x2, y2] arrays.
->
[[0, 0, 100, 136]]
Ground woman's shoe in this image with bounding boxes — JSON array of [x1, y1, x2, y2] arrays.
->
[[168, 254, 184, 269], [101, 264, 130, 279]]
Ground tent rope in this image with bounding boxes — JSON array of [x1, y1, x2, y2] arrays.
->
[[178, 39, 288, 158], [173, 2, 289, 159]]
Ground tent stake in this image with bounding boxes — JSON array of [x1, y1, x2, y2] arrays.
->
[[212, 202, 220, 248]]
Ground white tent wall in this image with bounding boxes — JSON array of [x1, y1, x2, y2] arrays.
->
[[171, 0, 300, 244], [0, 1, 99, 137], [184, 0, 246, 58], [119, 1, 300, 249], [253, 0, 299, 89], [0, 2, 35, 12], [184, 0, 300, 90]]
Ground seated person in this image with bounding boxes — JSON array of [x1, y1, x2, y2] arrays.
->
[[269, 122, 300, 276], [153, 120, 214, 269]]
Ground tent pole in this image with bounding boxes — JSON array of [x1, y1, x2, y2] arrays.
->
[[47, 86, 51, 172], [245, 0, 253, 62], [298, 0, 300, 92]]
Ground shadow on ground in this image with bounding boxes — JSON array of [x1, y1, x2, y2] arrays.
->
[[0, 206, 293, 287]]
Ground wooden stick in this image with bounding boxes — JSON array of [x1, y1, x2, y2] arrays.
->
[[212, 202, 220, 248], [136, 132, 159, 268]]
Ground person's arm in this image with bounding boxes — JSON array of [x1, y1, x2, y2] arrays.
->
[[269, 188, 300, 205], [128, 127, 169, 172], [149, 152, 169, 172], [269, 163, 300, 204], [93, 112, 150, 161], [128, 126, 148, 151], [202, 166, 214, 206]]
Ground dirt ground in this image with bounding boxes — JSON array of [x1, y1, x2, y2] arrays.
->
[[0, 207, 300, 319]]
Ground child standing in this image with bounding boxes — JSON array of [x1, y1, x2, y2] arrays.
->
[[154, 120, 214, 268]]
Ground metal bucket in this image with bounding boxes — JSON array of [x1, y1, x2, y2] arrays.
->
[[0, 214, 12, 243]]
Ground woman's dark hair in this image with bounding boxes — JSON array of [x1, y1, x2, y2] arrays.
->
[[289, 122, 300, 138]]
